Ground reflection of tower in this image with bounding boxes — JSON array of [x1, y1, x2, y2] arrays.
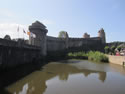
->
[[59, 73, 69, 81], [83, 71, 91, 77], [98, 28, 106, 44], [98, 72, 106, 82]]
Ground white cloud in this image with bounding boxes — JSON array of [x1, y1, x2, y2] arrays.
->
[[0, 23, 29, 39], [0, 9, 15, 18]]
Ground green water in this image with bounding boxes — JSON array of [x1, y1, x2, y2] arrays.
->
[[5, 60, 125, 94]]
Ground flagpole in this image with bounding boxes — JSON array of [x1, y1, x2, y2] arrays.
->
[[18, 31, 19, 39], [17, 26, 19, 39], [23, 29, 26, 41], [23, 30, 24, 40], [24, 32, 25, 40]]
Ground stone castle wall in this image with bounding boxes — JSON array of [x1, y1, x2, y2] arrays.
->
[[29, 21, 106, 55], [0, 38, 41, 69], [47, 36, 66, 52], [0, 21, 106, 68], [46, 35, 104, 53], [68, 37, 101, 48], [67, 37, 103, 52]]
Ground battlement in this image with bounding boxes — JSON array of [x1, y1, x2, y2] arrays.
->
[[47, 36, 66, 42]]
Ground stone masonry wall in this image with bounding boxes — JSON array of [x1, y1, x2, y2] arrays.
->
[[0, 21, 106, 68], [68, 37, 104, 52], [47, 36, 66, 52], [46, 36, 104, 53], [0, 38, 41, 69]]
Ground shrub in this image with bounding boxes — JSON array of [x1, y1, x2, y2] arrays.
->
[[87, 51, 109, 62], [68, 52, 87, 59], [110, 46, 116, 55], [117, 46, 122, 52], [104, 46, 110, 54], [67, 51, 109, 63]]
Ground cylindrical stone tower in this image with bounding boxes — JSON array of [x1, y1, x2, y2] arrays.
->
[[98, 28, 106, 44], [29, 21, 48, 56]]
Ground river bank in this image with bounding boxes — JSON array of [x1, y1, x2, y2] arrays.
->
[[108, 55, 125, 66]]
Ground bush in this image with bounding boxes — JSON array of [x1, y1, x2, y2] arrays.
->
[[104, 46, 110, 54], [67, 51, 109, 63], [117, 46, 122, 52], [87, 51, 109, 62], [68, 52, 88, 59]]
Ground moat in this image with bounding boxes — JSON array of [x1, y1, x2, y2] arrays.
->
[[1, 60, 125, 94]]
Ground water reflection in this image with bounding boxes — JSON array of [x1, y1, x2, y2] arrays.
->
[[6, 62, 107, 94], [6, 60, 125, 94]]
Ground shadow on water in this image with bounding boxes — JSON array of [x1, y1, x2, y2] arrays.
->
[[0, 89, 12, 94], [0, 61, 46, 94]]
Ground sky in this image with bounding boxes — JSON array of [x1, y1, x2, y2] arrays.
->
[[0, 0, 125, 42]]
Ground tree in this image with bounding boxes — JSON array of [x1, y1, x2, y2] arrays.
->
[[110, 46, 115, 54], [58, 31, 67, 38], [4, 35, 11, 40], [117, 46, 122, 52], [104, 46, 110, 54]]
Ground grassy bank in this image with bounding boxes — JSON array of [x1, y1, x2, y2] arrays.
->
[[68, 51, 109, 63]]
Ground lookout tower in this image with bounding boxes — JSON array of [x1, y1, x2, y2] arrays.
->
[[98, 28, 106, 44], [83, 33, 90, 38], [29, 21, 48, 56]]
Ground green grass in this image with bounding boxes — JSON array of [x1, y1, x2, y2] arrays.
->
[[68, 52, 88, 59], [67, 51, 109, 63]]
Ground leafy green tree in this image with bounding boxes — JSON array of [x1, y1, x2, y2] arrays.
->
[[110, 46, 115, 54], [104, 46, 110, 54], [117, 46, 121, 52], [4, 35, 11, 40], [58, 31, 67, 38]]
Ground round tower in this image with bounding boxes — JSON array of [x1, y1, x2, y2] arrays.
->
[[98, 28, 106, 44], [83, 32, 90, 38], [65, 32, 69, 49], [29, 21, 48, 56]]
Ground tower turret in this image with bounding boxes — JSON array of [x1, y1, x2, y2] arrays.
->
[[98, 28, 106, 44], [29, 21, 48, 56], [83, 32, 90, 38]]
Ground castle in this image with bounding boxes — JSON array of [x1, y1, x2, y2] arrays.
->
[[0, 21, 106, 68], [29, 21, 106, 56]]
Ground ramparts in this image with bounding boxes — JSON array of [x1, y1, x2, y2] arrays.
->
[[0, 38, 41, 69], [46, 36, 104, 53], [0, 21, 106, 68], [47, 36, 66, 52]]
